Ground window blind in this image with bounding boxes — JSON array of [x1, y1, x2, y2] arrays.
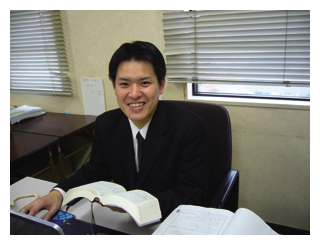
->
[[163, 10, 310, 87], [10, 10, 72, 96]]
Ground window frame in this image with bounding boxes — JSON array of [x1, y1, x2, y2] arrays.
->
[[192, 82, 310, 101], [162, 10, 310, 106], [187, 83, 310, 109]]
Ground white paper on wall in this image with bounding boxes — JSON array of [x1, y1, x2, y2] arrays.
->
[[80, 77, 106, 116]]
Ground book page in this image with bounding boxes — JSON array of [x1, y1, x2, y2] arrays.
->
[[221, 208, 278, 235], [114, 190, 156, 206], [73, 181, 126, 196], [153, 205, 234, 235]]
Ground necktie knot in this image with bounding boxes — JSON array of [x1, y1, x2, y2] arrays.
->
[[136, 131, 144, 145]]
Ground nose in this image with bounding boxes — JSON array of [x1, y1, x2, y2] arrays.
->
[[129, 84, 142, 99]]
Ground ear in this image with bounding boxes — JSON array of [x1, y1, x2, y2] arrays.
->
[[159, 78, 166, 95], [112, 80, 116, 89]]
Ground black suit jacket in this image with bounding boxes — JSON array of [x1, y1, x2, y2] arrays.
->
[[56, 101, 210, 218]]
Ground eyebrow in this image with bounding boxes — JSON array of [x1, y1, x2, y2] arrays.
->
[[139, 76, 152, 81], [117, 77, 129, 82], [117, 76, 152, 82]]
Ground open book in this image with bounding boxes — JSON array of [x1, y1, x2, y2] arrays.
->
[[152, 205, 278, 235], [61, 181, 161, 227], [10, 105, 45, 125]]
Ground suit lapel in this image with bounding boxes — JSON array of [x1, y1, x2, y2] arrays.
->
[[136, 102, 168, 187], [114, 114, 137, 189]]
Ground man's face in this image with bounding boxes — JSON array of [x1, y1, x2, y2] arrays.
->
[[114, 60, 165, 129]]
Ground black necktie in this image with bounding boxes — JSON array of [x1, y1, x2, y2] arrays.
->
[[136, 131, 144, 168]]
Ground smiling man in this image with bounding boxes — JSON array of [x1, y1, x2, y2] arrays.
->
[[114, 60, 165, 129], [21, 41, 210, 221]]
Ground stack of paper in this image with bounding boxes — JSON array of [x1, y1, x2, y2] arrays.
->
[[10, 105, 45, 125]]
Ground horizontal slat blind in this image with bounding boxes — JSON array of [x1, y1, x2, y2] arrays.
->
[[10, 10, 72, 96], [163, 10, 310, 86]]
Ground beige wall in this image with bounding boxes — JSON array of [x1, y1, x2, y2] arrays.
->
[[225, 104, 309, 230], [10, 10, 310, 231]]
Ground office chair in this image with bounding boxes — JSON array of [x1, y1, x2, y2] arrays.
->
[[166, 100, 239, 212]]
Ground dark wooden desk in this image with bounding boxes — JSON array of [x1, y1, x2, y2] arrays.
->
[[10, 131, 59, 163], [11, 113, 97, 182], [10, 131, 59, 182], [11, 112, 96, 138]]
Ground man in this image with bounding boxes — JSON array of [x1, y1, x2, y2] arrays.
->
[[21, 41, 210, 221]]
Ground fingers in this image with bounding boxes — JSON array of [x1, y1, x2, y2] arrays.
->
[[43, 207, 59, 221], [20, 198, 38, 215], [20, 197, 46, 216], [20, 190, 63, 220], [20, 203, 33, 214]]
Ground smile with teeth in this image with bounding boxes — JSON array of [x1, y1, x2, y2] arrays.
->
[[129, 102, 146, 108]]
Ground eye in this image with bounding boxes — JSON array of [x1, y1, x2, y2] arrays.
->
[[119, 82, 129, 88], [141, 81, 151, 86]]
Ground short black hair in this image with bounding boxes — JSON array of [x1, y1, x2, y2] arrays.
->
[[108, 41, 166, 87]]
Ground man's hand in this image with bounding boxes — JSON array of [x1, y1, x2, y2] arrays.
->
[[20, 190, 63, 221]]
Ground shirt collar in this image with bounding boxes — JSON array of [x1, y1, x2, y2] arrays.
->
[[128, 118, 151, 139]]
